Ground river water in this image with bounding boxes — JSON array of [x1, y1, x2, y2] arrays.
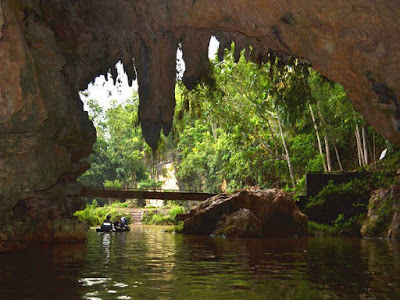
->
[[0, 225, 399, 299]]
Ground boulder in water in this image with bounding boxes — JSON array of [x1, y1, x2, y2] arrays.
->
[[177, 188, 308, 238]]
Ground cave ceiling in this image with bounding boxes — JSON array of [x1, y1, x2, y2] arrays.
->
[[3, 0, 398, 148]]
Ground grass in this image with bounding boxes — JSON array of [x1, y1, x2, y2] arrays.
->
[[141, 205, 185, 225]]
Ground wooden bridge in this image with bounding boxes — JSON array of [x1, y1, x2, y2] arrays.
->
[[82, 187, 217, 201]]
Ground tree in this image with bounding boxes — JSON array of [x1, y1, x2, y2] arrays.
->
[[79, 93, 150, 188], [173, 44, 387, 192]]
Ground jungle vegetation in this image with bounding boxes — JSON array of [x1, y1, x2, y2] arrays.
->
[[78, 44, 398, 233], [173, 45, 389, 193]]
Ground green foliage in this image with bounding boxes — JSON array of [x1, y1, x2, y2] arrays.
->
[[174, 44, 386, 193], [364, 151, 400, 187], [79, 94, 150, 188], [77, 44, 397, 237], [359, 151, 400, 236], [74, 200, 132, 226], [301, 147, 400, 236], [173, 221, 184, 233], [290, 176, 306, 201], [110, 201, 135, 208], [333, 213, 364, 236], [104, 180, 123, 188], [363, 197, 395, 237], [168, 205, 185, 219], [141, 205, 185, 225], [305, 179, 369, 224], [309, 217, 363, 237], [138, 178, 163, 190], [308, 221, 338, 236]]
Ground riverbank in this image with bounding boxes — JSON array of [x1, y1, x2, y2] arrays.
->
[[74, 200, 185, 227]]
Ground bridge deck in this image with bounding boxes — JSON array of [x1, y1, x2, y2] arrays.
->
[[82, 188, 216, 201]]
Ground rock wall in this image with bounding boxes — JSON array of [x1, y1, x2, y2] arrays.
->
[[0, 1, 95, 249], [1, 0, 400, 248], [361, 185, 400, 240]]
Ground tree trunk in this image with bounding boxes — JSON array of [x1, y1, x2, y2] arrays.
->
[[373, 131, 376, 162], [276, 107, 295, 188], [210, 122, 218, 140], [324, 135, 332, 172], [355, 124, 364, 166], [333, 141, 343, 171], [315, 103, 333, 172], [362, 126, 369, 165], [264, 117, 280, 157], [309, 104, 328, 172]]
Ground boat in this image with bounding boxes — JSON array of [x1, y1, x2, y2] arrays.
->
[[95, 225, 130, 232], [113, 225, 130, 232], [96, 216, 130, 232]]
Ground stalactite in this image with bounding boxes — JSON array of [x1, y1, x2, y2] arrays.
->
[[181, 30, 211, 90], [134, 33, 178, 150]]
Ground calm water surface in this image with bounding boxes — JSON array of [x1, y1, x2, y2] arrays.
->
[[0, 225, 399, 299]]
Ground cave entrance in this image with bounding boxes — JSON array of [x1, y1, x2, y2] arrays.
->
[[77, 34, 392, 198], [74, 35, 392, 229]]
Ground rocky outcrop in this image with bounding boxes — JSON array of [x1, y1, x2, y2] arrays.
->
[[361, 184, 400, 240], [1, 0, 400, 248], [0, 1, 94, 249], [177, 188, 308, 238]]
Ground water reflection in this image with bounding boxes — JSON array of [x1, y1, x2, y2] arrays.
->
[[0, 243, 86, 299], [0, 227, 399, 299], [360, 239, 400, 298]]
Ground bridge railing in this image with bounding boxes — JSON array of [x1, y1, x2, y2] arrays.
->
[[82, 186, 219, 201], [83, 186, 218, 194]]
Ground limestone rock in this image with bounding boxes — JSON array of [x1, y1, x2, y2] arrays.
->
[[361, 184, 400, 240], [213, 208, 263, 238], [178, 188, 308, 238]]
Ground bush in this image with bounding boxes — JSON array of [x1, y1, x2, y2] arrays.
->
[[103, 180, 123, 188], [110, 200, 135, 208], [168, 205, 185, 219], [304, 179, 370, 224], [138, 179, 163, 190], [333, 213, 364, 236], [142, 205, 185, 225], [74, 200, 131, 226], [308, 221, 338, 236]]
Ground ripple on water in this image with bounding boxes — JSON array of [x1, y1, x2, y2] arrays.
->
[[0, 226, 399, 299], [78, 277, 111, 286]]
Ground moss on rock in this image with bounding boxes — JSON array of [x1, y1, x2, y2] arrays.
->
[[361, 185, 400, 239]]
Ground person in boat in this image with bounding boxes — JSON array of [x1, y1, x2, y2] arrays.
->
[[101, 214, 113, 232], [115, 217, 131, 231], [114, 217, 128, 230]]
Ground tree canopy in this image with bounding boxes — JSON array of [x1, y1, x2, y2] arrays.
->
[[80, 45, 388, 194]]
